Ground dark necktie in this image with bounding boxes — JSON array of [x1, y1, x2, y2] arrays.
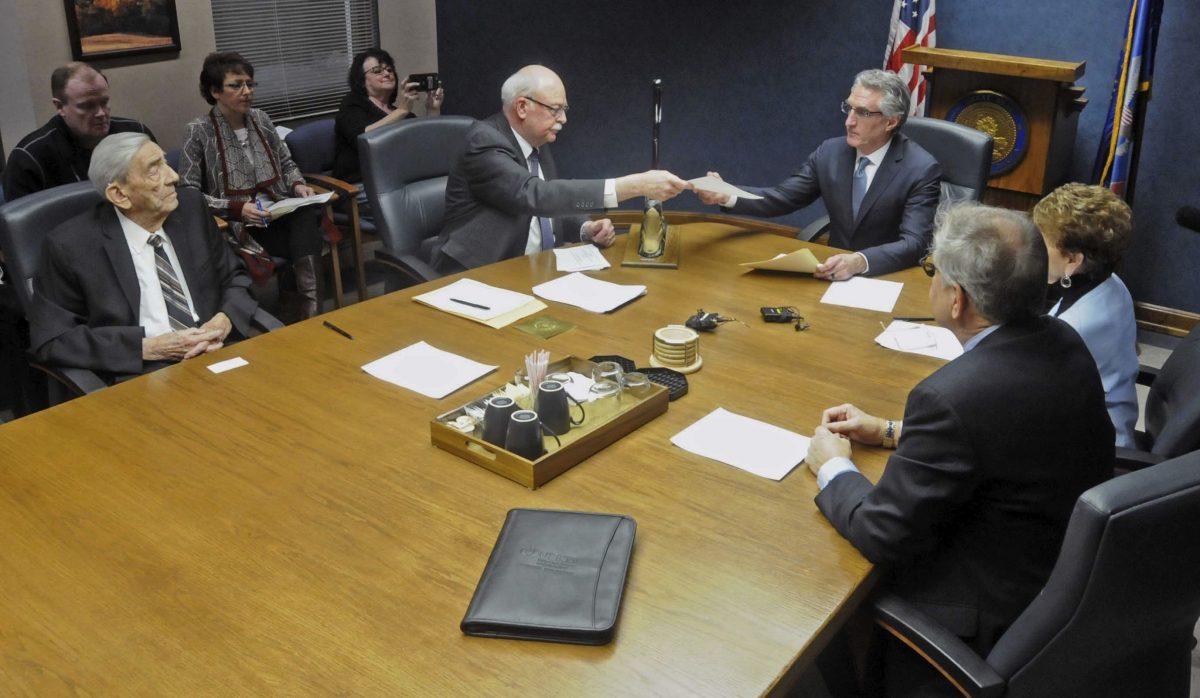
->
[[526, 149, 555, 252], [851, 156, 870, 219], [147, 234, 196, 331]]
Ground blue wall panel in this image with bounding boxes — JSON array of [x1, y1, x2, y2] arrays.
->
[[437, 0, 1199, 311]]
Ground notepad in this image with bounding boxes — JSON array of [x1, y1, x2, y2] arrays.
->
[[207, 357, 248, 374], [875, 320, 963, 361], [553, 244, 611, 272], [740, 248, 822, 273], [413, 278, 546, 328], [362, 341, 496, 399], [671, 407, 811, 480], [265, 192, 334, 219], [532, 272, 646, 313], [820, 277, 904, 313]]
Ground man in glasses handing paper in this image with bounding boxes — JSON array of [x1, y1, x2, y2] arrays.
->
[[694, 69, 941, 280]]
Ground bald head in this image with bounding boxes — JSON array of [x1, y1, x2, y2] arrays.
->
[[51, 62, 105, 102], [501, 65, 569, 148], [51, 62, 112, 146]]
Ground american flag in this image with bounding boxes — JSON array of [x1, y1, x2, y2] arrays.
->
[[884, 0, 937, 116]]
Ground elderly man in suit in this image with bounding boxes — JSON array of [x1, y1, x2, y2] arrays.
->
[[804, 203, 1114, 693], [29, 132, 258, 383], [435, 64, 691, 273], [696, 69, 941, 279]]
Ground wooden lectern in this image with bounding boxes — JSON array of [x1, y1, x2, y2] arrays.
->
[[902, 46, 1087, 210]]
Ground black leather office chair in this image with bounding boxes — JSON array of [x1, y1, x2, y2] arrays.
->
[[0, 182, 284, 403], [800, 116, 995, 242], [874, 448, 1200, 697], [358, 115, 475, 288], [1118, 322, 1200, 470]]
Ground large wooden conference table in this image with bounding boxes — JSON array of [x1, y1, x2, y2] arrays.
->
[[0, 215, 947, 696]]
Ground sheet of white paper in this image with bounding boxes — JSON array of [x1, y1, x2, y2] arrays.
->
[[688, 175, 764, 200], [414, 278, 537, 321], [532, 272, 646, 313], [670, 407, 811, 481], [266, 191, 334, 214], [820, 277, 904, 313], [362, 341, 496, 399], [558, 372, 596, 402], [553, 245, 611, 272], [875, 321, 963, 361], [275, 125, 294, 139], [207, 357, 248, 374]]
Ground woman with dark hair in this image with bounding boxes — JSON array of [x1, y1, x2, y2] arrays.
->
[[179, 51, 326, 321], [1033, 183, 1138, 447], [332, 48, 444, 182]]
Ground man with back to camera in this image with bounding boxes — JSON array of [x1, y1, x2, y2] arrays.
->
[[3, 62, 156, 201], [694, 69, 940, 279], [435, 64, 691, 273], [803, 203, 1113, 693], [28, 133, 259, 384]]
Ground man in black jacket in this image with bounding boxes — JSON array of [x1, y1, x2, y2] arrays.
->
[[805, 203, 1114, 693], [3, 62, 155, 202], [435, 64, 689, 272]]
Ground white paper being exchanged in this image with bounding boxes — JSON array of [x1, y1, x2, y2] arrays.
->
[[740, 248, 822, 273], [875, 320, 963, 361], [688, 175, 763, 200], [414, 278, 538, 322], [553, 244, 611, 272], [820, 276, 904, 313], [532, 272, 646, 313], [207, 357, 248, 374], [671, 407, 811, 481], [362, 341, 496, 399], [265, 191, 335, 218]]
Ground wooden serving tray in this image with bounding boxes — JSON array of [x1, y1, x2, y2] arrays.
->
[[430, 356, 669, 488]]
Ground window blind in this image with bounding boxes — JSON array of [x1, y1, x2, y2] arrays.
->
[[211, 0, 378, 122]]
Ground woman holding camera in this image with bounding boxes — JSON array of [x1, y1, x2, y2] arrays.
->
[[332, 48, 445, 183]]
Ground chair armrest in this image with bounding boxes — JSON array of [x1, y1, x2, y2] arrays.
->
[[1114, 446, 1165, 471], [369, 249, 441, 288], [251, 307, 285, 333], [31, 363, 106, 397], [874, 593, 1006, 698], [1136, 364, 1160, 387], [303, 173, 359, 199], [799, 215, 831, 243]]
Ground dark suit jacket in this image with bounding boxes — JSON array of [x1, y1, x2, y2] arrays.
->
[[29, 187, 258, 381], [816, 317, 1114, 655], [731, 132, 940, 275], [437, 112, 606, 269]]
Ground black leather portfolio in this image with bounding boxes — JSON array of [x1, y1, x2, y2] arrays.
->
[[460, 508, 636, 645]]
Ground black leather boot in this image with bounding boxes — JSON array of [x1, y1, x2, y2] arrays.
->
[[292, 255, 324, 320]]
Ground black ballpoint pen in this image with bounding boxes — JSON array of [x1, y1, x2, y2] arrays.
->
[[450, 298, 491, 310], [322, 320, 354, 340], [893, 316, 935, 322]]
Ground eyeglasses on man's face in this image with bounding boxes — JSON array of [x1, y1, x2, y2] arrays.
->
[[224, 80, 257, 92], [840, 100, 884, 119], [921, 254, 937, 278], [365, 65, 395, 76], [524, 96, 569, 118]]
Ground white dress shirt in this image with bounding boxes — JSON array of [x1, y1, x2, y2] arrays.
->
[[816, 324, 999, 489], [511, 128, 617, 255], [116, 208, 199, 338]]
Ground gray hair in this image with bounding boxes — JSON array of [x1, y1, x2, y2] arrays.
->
[[853, 69, 910, 125], [932, 202, 1048, 324], [500, 70, 537, 106], [88, 132, 151, 193]]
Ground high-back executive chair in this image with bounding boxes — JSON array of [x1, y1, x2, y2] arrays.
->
[[0, 182, 283, 404], [285, 118, 371, 303], [873, 448, 1200, 697], [358, 115, 475, 288], [1118, 322, 1200, 470], [801, 116, 995, 242]]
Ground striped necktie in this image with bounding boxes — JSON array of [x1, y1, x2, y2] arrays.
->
[[526, 149, 555, 251], [147, 234, 196, 331]]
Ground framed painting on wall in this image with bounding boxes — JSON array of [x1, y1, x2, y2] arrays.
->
[[63, 0, 182, 61]]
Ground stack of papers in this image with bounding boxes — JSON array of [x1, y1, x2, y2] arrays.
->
[[670, 407, 811, 481], [532, 272, 646, 313], [553, 245, 611, 272], [875, 320, 963, 361], [266, 191, 334, 219], [414, 278, 546, 328], [820, 277, 904, 313], [362, 341, 496, 399], [740, 248, 822, 273]]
